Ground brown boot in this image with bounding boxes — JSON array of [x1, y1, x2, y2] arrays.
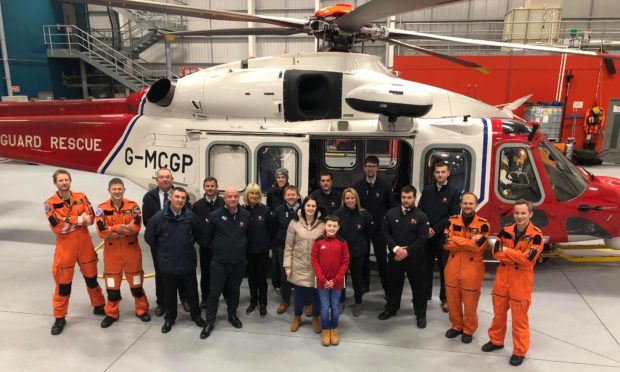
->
[[311, 316, 322, 333], [277, 303, 289, 315], [304, 304, 312, 317], [321, 329, 331, 346], [330, 328, 340, 346], [290, 316, 301, 332]]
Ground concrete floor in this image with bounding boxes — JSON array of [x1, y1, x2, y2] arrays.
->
[[0, 161, 619, 372]]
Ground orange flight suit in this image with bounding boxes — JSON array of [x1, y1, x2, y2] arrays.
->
[[443, 213, 489, 336], [95, 199, 149, 319], [488, 222, 543, 357], [44, 191, 105, 319]]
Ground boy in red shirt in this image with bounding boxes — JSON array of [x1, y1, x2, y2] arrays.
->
[[311, 215, 350, 346]]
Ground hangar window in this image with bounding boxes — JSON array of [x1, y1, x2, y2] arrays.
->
[[325, 139, 357, 169], [424, 148, 471, 193], [208, 144, 249, 192], [497, 146, 542, 202], [257, 145, 299, 192]]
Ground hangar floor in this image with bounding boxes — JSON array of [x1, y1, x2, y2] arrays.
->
[[0, 161, 619, 372]]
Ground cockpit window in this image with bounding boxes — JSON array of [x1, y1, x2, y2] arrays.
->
[[497, 146, 542, 202], [539, 141, 587, 201], [501, 120, 533, 136]]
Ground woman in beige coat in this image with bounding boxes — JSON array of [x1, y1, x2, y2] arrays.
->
[[284, 195, 325, 333]]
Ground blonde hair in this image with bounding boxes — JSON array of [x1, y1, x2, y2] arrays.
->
[[244, 183, 262, 205], [341, 188, 365, 213]]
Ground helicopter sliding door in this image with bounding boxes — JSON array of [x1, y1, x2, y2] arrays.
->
[[200, 132, 309, 196], [309, 137, 413, 198]]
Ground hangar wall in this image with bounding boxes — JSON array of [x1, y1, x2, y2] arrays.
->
[[394, 54, 620, 151]]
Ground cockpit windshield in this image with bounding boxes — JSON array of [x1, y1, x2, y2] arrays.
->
[[539, 141, 587, 201]]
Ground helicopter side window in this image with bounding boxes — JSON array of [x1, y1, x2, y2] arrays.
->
[[366, 139, 398, 169], [257, 145, 299, 192], [424, 148, 471, 193], [497, 146, 542, 202], [538, 141, 587, 202], [325, 139, 357, 169], [208, 144, 249, 192]]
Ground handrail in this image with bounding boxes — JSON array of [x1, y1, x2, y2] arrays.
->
[[43, 24, 178, 86]]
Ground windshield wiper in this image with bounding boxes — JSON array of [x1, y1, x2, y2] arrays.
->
[[581, 166, 595, 181]]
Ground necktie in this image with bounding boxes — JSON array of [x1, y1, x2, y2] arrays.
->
[[163, 192, 169, 209], [368, 182, 374, 189], [289, 208, 295, 215]]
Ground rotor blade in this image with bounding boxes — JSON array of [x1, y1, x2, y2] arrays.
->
[[66, 0, 308, 29], [386, 39, 489, 74], [169, 27, 304, 37], [387, 29, 620, 60], [336, 0, 465, 33]]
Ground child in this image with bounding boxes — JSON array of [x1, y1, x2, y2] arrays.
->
[[311, 215, 350, 346]]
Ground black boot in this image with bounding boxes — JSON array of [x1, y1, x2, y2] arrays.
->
[[200, 322, 214, 339], [93, 305, 105, 316], [100, 316, 117, 328], [51, 318, 66, 335]]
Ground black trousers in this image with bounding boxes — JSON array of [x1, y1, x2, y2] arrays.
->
[[205, 260, 246, 322], [247, 251, 269, 306], [150, 245, 186, 306], [385, 254, 428, 318], [198, 244, 213, 301], [424, 236, 448, 303], [161, 270, 200, 323], [340, 255, 365, 304], [362, 231, 388, 292], [276, 243, 292, 304], [271, 243, 281, 289]]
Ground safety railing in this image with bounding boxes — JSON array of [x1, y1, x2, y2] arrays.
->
[[43, 24, 178, 86]]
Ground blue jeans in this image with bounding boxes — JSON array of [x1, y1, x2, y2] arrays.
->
[[318, 289, 342, 329], [294, 285, 320, 316]]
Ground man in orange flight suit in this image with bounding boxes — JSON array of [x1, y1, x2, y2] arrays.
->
[[44, 169, 105, 335], [96, 178, 151, 328], [443, 192, 489, 344], [482, 199, 543, 367]]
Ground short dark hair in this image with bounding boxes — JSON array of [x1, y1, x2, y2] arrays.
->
[[364, 155, 379, 166], [319, 170, 333, 180], [296, 195, 323, 223], [108, 177, 124, 188], [283, 185, 299, 196], [433, 162, 451, 171], [203, 177, 218, 186], [400, 185, 417, 198], [52, 169, 71, 183], [514, 198, 533, 212], [325, 214, 340, 224], [171, 186, 187, 196], [461, 192, 478, 202]]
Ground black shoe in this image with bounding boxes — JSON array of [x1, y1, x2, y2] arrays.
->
[[200, 299, 207, 309], [161, 321, 174, 333], [51, 318, 66, 335], [93, 305, 105, 316], [416, 317, 427, 329], [445, 328, 462, 338], [509, 355, 525, 366], [136, 312, 151, 322], [246, 304, 257, 315], [200, 322, 214, 339], [182, 300, 191, 313], [192, 316, 206, 328], [155, 306, 164, 317], [482, 341, 504, 352], [461, 333, 473, 344], [377, 310, 396, 320], [100, 316, 117, 328], [228, 314, 243, 329], [259, 305, 267, 317]]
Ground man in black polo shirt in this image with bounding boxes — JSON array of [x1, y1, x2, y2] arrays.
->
[[200, 188, 252, 339], [353, 155, 396, 294], [191, 177, 225, 308], [310, 170, 342, 215], [417, 162, 461, 312], [378, 185, 429, 328]]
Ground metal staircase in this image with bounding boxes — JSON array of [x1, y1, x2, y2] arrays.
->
[[44, 25, 175, 91]]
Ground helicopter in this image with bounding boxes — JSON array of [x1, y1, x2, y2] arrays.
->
[[1, 0, 620, 253]]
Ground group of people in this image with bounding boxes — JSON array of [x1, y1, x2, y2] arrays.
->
[[43, 155, 543, 366]]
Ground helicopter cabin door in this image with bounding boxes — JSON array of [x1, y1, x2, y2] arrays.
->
[[200, 132, 309, 197]]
